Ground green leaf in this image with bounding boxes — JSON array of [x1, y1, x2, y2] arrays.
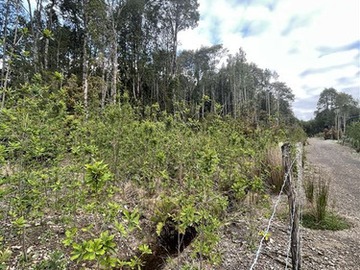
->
[[138, 244, 152, 255], [156, 222, 164, 236], [114, 221, 127, 237], [12, 216, 26, 228], [70, 253, 81, 261]]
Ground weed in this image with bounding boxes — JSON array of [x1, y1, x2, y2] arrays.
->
[[302, 212, 351, 231], [304, 176, 314, 204], [315, 175, 329, 222], [34, 251, 67, 270]]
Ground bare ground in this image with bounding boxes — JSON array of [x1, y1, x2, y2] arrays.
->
[[219, 138, 360, 270]]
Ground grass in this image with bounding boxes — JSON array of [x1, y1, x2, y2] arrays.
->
[[303, 177, 314, 204], [302, 211, 351, 231], [264, 146, 284, 193], [315, 175, 329, 222], [302, 167, 351, 231]]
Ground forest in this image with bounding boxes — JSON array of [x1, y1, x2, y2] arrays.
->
[[0, 0, 359, 269], [0, 0, 297, 122]]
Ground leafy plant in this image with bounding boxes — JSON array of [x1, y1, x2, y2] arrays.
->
[[69, 231, 117, 269], [34, 251, 67, 270], [84, 160, 112, 193], [0, 247, 12, 270], [12, 216, 28, 262]]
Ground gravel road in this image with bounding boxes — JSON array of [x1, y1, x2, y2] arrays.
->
[[220, 138, 360, 270], [306, 138, 360, 218], [302, 138, 360, 269]]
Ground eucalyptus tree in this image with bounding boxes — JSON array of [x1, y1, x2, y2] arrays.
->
[[226, 48, 254, 119], [271, 81, 295, 123], [176, 45, 225, 117], [335, 92, 358, 133], [0, 0, 24, 108], [316, 87, 338, 112], [149, 0, 199, 111], [117, 0, 148, 103]]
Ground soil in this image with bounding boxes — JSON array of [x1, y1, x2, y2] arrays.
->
[[219, 138, 360, 269]]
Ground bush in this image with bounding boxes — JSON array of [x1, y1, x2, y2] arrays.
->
[[347, 122, 360, 151]]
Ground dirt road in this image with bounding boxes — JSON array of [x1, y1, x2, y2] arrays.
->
[[218, 138, 360, 269], [303, 138, 360, 269], [306, 138, 360, 218]]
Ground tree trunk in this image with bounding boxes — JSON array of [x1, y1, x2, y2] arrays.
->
[[110, 21, 118, 104], [0, 0, 10, 88], [101, 58, 107, 110], [44, 38, 49, 69], [1, 0, 20, 109], [82, 0, 89, 118], [201, 84, 205, 119]]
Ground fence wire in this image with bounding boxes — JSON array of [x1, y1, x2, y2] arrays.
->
[[249, 158, 296, 270]]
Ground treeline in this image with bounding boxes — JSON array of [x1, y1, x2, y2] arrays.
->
[[1, 0, 296, 124], [301, 88, 360, 136]]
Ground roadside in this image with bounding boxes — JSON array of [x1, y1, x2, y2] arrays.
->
[[219, 138, 360, 269]]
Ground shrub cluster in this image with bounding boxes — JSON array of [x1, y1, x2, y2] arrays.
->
[[0, 84, 294, 269]]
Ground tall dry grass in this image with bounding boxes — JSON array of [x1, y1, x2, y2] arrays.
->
[[264, 146, 284, 193]]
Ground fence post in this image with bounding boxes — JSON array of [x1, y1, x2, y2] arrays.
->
[[281, 143, 301, 270]]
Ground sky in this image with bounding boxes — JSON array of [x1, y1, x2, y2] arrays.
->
[[178, 0, 360, 120]]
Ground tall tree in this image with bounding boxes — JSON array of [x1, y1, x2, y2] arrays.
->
[[316, 87, 338, 112], [335, 92, 358, 133]]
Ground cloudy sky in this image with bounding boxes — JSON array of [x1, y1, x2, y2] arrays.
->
[[178, 0, 360, 120]]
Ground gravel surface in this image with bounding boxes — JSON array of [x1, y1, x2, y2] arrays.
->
[[302, 138, 360, 270], [219, 138, 360, 269]]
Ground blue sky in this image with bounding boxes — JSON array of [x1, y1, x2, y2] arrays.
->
[[178, 0, 360, 120]]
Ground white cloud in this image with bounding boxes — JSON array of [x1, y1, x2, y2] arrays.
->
[[178, 0, 360, 120]]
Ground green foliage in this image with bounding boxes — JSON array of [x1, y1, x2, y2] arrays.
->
[[304, 177, 314, 204], [302, 169, 350, 231], [68, 231, 117, 267], [85, 160, 112, 193], [0, 249, 12, 270], [1, 81, 292, 268], [347, 122, 360, 150], [315, 175, 329, 222], [302, 212, 351, 231], [34, 251, 67, 270]]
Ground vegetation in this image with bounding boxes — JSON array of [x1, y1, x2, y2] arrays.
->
[[0, 0, 316, 268], [301, 88, 360, 138], [0, 0, 297, 124], [347, 122, 360, 151], [302, 212, 351, 231], [0, 82, 302, 268], [302, 169, 351, 231]]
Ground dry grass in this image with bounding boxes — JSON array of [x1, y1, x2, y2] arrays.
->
[[264, 146, 284, 193]]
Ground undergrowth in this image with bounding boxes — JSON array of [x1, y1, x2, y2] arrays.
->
[[0, 84, 301, 269]]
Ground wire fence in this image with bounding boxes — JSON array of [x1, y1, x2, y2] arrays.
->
[[250, 142, 304, 270]]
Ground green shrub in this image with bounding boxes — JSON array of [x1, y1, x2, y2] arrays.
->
[[347, 122, 360, 151]]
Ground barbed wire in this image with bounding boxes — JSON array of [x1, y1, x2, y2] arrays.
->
[[249, 158, 296, 270]]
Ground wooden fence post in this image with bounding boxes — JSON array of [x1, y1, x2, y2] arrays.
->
[[282, 143, 302, 270]]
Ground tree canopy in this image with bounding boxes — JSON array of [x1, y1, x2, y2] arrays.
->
[[0, 0, 298, 125], [302, 87, 360, 136]]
